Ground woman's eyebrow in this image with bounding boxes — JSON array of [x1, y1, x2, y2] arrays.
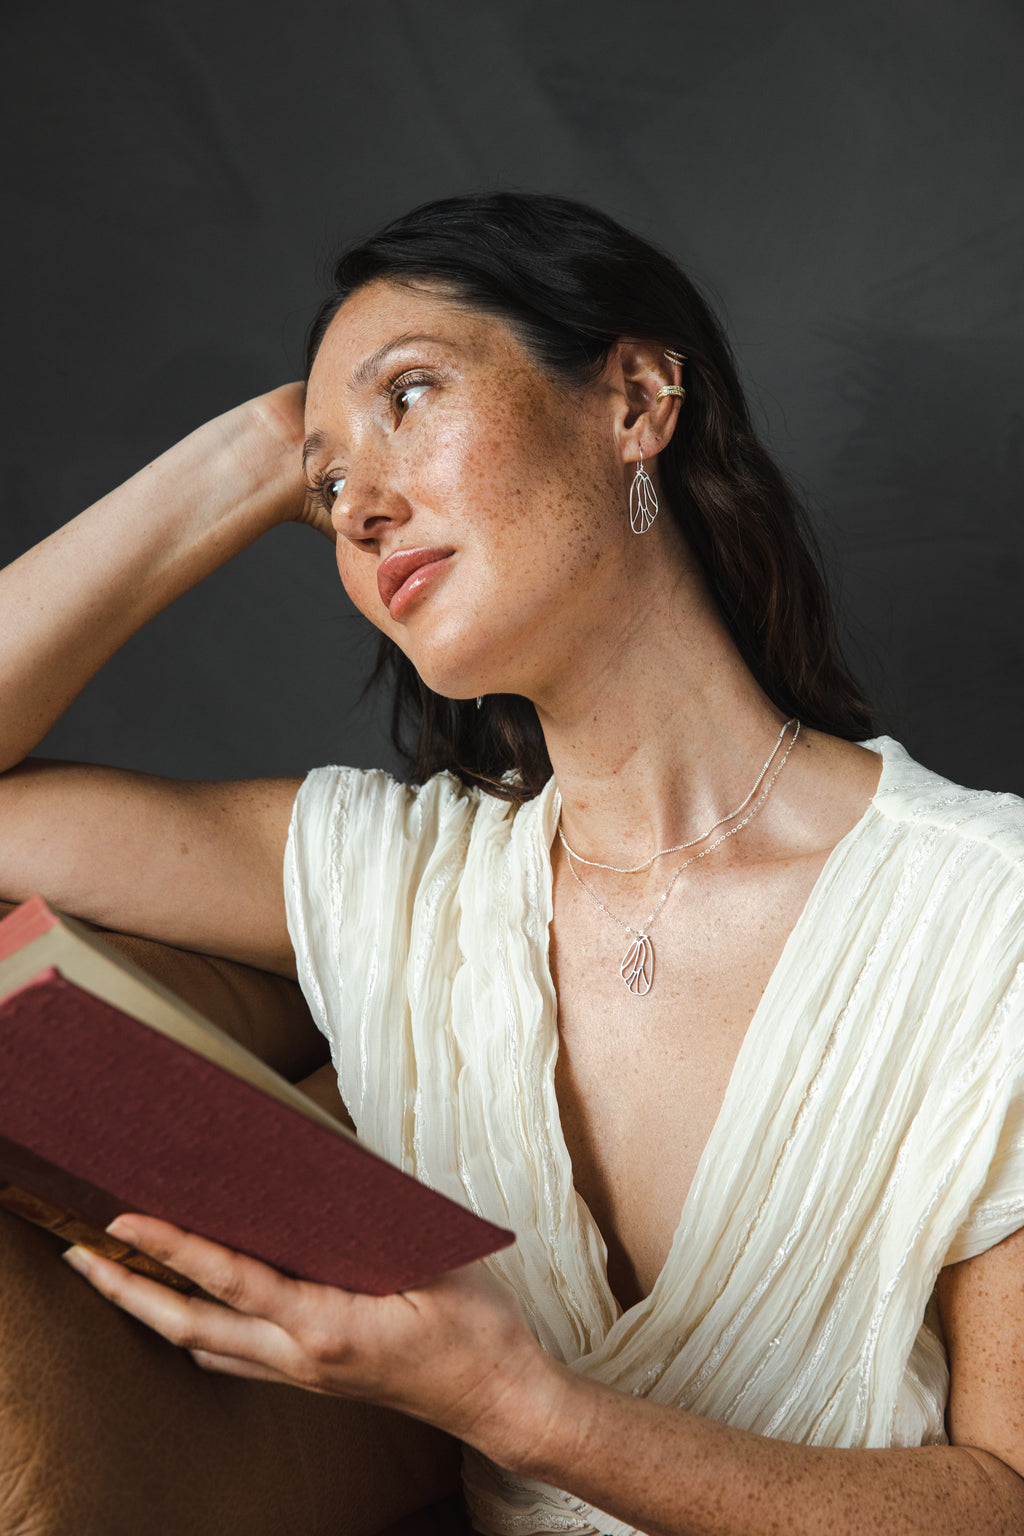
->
[[351, 332, 448, 389], [303, 333, 455, 466]]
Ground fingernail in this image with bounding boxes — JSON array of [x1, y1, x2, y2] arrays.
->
[[62, 1245, 94, 1276], [106, 1218, 139, 1246]]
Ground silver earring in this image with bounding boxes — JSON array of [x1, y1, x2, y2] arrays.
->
[[476, 696, 483, 709], [629, 448, 659, 534]]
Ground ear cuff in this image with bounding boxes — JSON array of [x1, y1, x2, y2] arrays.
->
[[657, 348, 687, 402]]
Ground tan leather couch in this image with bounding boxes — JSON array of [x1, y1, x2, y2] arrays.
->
[[0, 903, 469, 1536]]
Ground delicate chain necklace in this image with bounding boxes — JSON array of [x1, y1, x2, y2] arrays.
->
[[557, 717, 795, 874], [561, 720, 801, 996]]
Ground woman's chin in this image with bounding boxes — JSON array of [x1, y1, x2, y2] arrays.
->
[[402, 648, 505, 705], [423, 675, 493, 704]]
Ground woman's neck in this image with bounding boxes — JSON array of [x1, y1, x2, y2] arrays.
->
[[533, 568, 790, 868]]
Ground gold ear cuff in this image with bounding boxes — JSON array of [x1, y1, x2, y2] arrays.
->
[[659, 348, 687, 401]]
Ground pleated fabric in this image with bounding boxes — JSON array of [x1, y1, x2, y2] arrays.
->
[[283, 739, 1024, 1536]]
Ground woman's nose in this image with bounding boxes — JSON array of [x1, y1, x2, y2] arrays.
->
[[332, 465, 412, 546]]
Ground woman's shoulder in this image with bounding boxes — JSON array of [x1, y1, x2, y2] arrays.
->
[[295, 763, 524, 822], [289, 763, 551, 870], [867, 735, 1024, 876]]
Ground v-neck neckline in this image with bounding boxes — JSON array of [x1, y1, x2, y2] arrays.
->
[[533, 736, 898, 1335]]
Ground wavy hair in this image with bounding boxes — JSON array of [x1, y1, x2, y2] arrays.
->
[[307, 192, 875, 801]]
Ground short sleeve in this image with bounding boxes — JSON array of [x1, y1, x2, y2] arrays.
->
[[281, 763, 483, 1148], [945, 1070, 1024, 1264], [282, 764, 354, 1052], [940, 935, 1024, 1265], [282, 763, 419, 1067]]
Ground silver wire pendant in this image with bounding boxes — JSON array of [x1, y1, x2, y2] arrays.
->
[[629, 454, 659, 534], [620, 934, 654, 995], [562, 719, 801, 1000]]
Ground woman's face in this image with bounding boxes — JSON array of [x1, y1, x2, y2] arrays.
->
[[303, 279, 639, 704]]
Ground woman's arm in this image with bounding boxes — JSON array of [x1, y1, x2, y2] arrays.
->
[[61, 1220, 1024, 1536], [0, 385, 331, 971], [507, 1229, 1024, 1536]]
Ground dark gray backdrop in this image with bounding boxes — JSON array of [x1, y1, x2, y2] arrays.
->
[[4, 0, 1023, 790]]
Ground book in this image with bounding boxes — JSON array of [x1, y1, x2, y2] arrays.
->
[[0, 896, 513, 1295]]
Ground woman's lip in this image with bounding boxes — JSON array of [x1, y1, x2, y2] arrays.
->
[[376, 547, 454, 619]]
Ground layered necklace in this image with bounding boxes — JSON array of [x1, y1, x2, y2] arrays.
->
[[557, 718, 800, 996]]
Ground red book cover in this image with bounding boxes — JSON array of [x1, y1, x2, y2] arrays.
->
[[0, 907, 514, 1294]]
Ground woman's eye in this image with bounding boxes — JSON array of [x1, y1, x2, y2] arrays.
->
[[315, 473, 346, 508], [394, 381, 429, 416]]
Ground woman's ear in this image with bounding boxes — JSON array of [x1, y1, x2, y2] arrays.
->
[[608, 340, 686, 466]]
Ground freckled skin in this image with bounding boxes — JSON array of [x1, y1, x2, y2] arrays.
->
[[303, 280, 668, 706]]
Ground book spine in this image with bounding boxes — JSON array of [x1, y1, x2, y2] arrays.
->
[[0, 1148, 200, 1295]]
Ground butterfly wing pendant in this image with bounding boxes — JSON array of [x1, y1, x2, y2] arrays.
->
[[620, 933, 654, 995]]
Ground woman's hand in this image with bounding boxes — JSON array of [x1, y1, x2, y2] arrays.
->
[[62, 1216, 565, 1463], [238, 382, 334, 542]]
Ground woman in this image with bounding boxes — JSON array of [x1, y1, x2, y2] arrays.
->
[[1, 193, 1023, 1535]]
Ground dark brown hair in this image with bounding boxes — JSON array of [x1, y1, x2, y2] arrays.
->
[[307, 192, 875, 800]]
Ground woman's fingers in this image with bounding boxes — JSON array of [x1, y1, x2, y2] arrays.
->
[[93, 1216, 375, 1390], [59, 1216, 553, 1441], [189, 1348, 318, 1389], [61, 1239, 297, 1372], [105, 1214, 300, 1322]]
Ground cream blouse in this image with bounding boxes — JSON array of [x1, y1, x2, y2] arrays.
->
[[283, 738, 1024, 1536]]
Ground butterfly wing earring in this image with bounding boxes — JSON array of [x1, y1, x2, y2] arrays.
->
[[629, 447, 659, 534]]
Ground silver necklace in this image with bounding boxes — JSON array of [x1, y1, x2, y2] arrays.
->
[[557, 717, 795, 874], [561, 720, 801, 996]]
